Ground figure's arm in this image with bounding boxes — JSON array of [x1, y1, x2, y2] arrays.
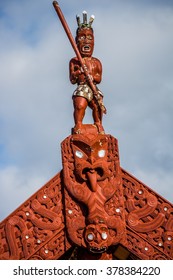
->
[[69, 58, 87, 84], [92, 58, 102, 84], [69, 58, 80, 84]]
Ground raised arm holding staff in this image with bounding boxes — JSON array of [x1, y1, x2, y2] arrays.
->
[[53, 1, 106, 134]]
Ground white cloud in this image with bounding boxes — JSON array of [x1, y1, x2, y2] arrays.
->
[[0, 165, 46, 220]]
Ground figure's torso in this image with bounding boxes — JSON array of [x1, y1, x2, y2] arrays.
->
[[69, 56, 102, 85]]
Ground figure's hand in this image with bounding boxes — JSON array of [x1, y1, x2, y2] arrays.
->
[[73, 65, 81, 76], [73, 66, 87, 84]]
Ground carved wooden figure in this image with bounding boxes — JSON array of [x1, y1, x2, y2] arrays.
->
[[70, 12, 106, 134], [53, 1, 106, 134], [70, 24, 105, 134], [61, 128, 127, 257]]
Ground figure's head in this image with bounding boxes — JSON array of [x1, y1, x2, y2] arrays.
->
[[75, 11, 95, 57]]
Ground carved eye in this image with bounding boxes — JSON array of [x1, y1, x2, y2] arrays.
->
[[78, 35, 85, 41], [87, 35, 93, 40], [87, 233, 94, 241], [75, 150, 84, 158], [98, 149, 106, 158], [101, 232, 108, 240]]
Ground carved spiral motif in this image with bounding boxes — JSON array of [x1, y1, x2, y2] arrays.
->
[[128, 213, 139, 227], [72, 184, 86, 201], [147, 195, 157, 207]]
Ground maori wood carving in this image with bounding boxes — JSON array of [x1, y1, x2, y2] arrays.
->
[[0, 149, 173, 259], [122, 169, 173, 260], [61, 127, 127, 255], [0, 2, 172, 260], [0, 173, 70, 260]]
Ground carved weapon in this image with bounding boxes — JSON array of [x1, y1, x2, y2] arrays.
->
[[53, 1, 106, 114]]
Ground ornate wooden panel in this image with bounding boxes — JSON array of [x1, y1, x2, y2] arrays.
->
[[122, 169, 173, 260], [0, 173, 69, 260], [61, 129, 127, 255]]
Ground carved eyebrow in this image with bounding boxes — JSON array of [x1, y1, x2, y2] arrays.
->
[[72, 141, 92, 157]]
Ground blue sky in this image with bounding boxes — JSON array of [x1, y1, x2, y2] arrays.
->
[[0, 0, 173, 220]]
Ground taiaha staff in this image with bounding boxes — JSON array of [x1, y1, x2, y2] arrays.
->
[[52, 1, 106, 114]]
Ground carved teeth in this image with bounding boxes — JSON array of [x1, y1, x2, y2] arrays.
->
[[82, 45, 90, 51], [90, 246, 107, 254]]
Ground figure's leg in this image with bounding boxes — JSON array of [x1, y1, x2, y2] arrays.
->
[[73, 96, 88, 132], [89, 99, 104, 133]]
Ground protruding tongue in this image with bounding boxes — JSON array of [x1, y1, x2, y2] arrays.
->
[[87, 170, 97, 192]]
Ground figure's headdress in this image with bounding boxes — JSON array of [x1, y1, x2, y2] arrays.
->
[[76, 11, 95, 31]]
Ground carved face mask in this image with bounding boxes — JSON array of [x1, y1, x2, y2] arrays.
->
[[84, 223, 109, 253], [76, 28, 94, 57]]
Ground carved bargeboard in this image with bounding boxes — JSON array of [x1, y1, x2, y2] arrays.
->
[[0, 173, 70, 260], [122, 170, 173, 260], [61, 130, 127, 253], [0, 131, 173, 259]]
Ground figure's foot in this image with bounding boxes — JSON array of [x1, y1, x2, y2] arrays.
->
[[73, 123, 82, 134], [94, 122, 105, 134]]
